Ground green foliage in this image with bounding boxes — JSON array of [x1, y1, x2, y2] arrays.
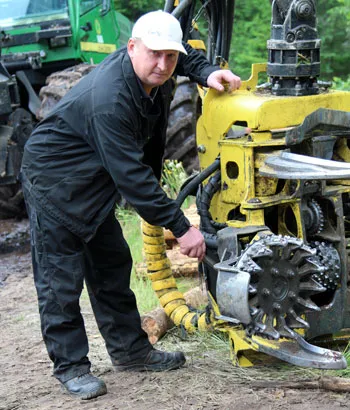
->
[[114, 0, 349, 82], [343, 342, 350, 375], [131, 271, 160, 314], [161, 159, 195, 209], [332, 75, 350, 90], [114, 0, 164, 21], [317, 0, 350, 80], [333, 342, 350, 377], [161, 159, 188, 199], [115, 206, 143, 263], [229, 0, 350, 82], [229, 2, 270, 80]]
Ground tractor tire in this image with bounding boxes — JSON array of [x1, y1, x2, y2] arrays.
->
[[0, 64, 97, 220], [37, 63, 96, 120], [165, 76, 200, 174], [0, 69, 200, 219], [0, 108, 33, 220], [0, 65, 96, 220]]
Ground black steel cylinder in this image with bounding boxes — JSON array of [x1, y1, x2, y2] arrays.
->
[[267, 0, 321, 96]]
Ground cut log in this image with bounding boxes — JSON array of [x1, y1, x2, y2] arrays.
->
[[139, 204, 201, 277], [141, 307, 173, 345], [141, 286, 207, 344], [183, 285, 208, 308], [136, 246, 199, 278]]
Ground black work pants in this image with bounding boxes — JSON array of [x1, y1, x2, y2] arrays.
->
[[25, 197, 152, 383]]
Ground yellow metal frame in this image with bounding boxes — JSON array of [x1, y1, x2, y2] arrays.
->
[[143, 64, 350, 367], [196, 64, 350, 234], [80, 41, 116, 53]]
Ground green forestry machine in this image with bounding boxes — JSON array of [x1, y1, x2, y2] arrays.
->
[[0, 0, 132, 218], [0, 0, 199, 218], [142, 0, 350, 370]]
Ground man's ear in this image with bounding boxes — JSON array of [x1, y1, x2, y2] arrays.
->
[[127, 38, 136, 58]]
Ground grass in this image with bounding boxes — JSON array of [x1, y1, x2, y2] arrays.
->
[[87, 202, 350, 378], [334, 342, 350, 377], [86, 200, 350, 378], [116, 206, 160, 315], [161, 159, 188, 200], [117, 212, 204, 315], [156, 326, 231, 363], [115, 159, 197, 315], [161, 159, 196, 209], [176, 277, 200, 294]]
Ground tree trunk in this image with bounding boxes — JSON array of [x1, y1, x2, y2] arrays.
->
[[141, 286, 207, 344]]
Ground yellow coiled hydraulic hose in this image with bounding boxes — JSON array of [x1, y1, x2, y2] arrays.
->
[[142, 220, 211, 332]]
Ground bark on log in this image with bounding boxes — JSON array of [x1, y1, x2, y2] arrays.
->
[[183, 285, 208, 308], [136, 247, 199, 278], [141, 286, 207, 344], [252, 376, 350, 392], [141, 307, 173, 345]]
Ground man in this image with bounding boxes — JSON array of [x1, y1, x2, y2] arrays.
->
[[20, 10, 241, 400]]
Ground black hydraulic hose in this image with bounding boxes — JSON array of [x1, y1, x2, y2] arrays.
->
[[203, 231, 218, 249], [206, 1, 216, 63], [197, 185, 218, 249], [216, 0, 223, 59], [211, 1, 219, 64], [164, 0, 174, 13], [226, 0, 235, 61], [196, 172, 221, 234], [172, 0, 194, 19], [175, 158, 221, 249], [204, 0, 235, 64], [179, 0, 197, 43], [215, 0, 221, 61], [197, 167, 232, 249], [203, 172, 227, 231], [196, 170, 226, 250], [222, 0, 231, 61], [222, 0, 227, 60], [175, 158, 220, 207], [218, 1, 223, 58], [197, 171, 221, 234], [4, 61, 32, 72]]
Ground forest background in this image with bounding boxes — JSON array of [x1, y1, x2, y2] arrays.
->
[[114, 0, 350, 89]]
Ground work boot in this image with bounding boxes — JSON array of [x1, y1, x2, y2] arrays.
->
[[113, 348, 186, 372], [62, 373, 107, 400]]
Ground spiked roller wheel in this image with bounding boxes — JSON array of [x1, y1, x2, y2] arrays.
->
[[216, 234, 328, 339]]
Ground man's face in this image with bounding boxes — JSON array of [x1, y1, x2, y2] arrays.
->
[[128, 38, 179, 94]]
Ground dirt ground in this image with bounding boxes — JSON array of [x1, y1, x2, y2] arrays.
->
[[1, 219, 350, 410]]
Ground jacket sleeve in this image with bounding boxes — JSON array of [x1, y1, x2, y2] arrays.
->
[[87, 104, 191, 237], [175, 43, 220, 86]]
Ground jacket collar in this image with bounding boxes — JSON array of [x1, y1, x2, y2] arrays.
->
[[121, 50, 155, 117]]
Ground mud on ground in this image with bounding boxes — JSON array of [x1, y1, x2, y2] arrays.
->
[[0, 219, 349, 410]]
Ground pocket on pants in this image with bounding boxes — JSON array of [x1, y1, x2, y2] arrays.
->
[[47, 251, 86, 304]]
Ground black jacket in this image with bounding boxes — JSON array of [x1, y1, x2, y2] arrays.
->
[[21, 44, 218, 242]]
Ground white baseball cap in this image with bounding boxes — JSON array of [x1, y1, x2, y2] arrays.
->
[[132, 10, 187, 55]]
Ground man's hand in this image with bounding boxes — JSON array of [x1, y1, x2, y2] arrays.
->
[[207, 69, 241, 93], [176, 226, 206, 262]]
